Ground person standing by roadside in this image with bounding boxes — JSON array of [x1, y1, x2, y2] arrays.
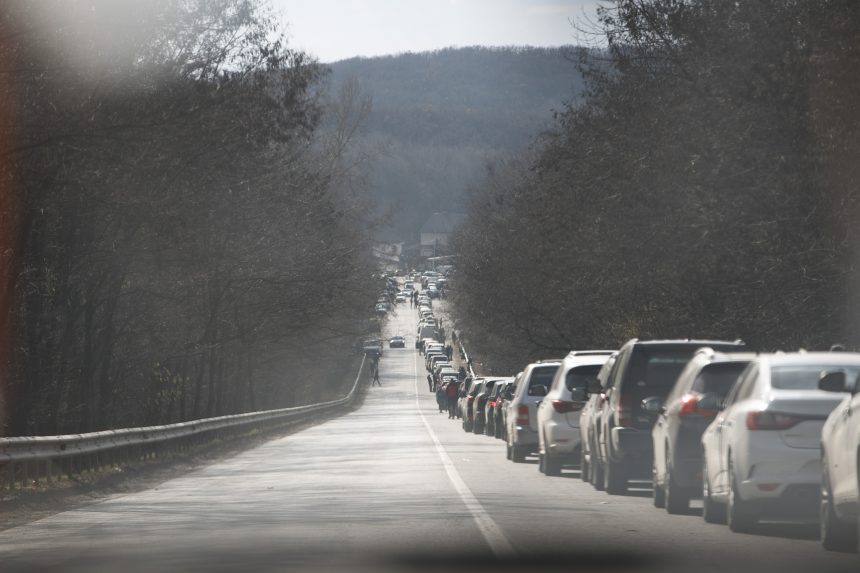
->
[[446, 379, 460, 418], [371, 362, 381, 386]]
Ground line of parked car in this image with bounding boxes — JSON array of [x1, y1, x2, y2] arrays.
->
[[446, 337, 860, 555]]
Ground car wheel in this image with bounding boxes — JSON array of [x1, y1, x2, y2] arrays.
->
[[592, 442, 605, 491], [665, 462, 689, 515], [702, 458, 726, 524], [506, 442, 512, 460], [652, 460, 666, 508], [821, 459, 858, 552], [463, 419, 472, 433], [580, 446, 590, 483], [727, 458, 756, 533], [538, 452, 546, 474], [544, 453, 562, 476], [511, 444, 526, 463], [605, 457, 627, 495]]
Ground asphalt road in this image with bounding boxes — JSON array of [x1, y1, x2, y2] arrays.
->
[[0, 301, 857, 572]]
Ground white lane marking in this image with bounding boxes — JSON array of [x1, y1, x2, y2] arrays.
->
[[412, 349, 515, 556]]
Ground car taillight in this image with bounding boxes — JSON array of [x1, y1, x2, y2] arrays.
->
[[617, 396, 632, 427], [551, 399, 583, 414], [746, 411, 804, 430], [467, 396, 474, 402], [489, 400, 495, 407], [516, 405, 529, 425], [677, 393, 716, 417]]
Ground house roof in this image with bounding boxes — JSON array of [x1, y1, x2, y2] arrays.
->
[[420, 212, 466, 235]]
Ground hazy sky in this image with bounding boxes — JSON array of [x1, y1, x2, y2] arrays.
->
[[270, 0, 604, 62]]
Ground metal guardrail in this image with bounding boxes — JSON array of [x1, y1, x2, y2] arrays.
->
[[0, 355, 367, 490]]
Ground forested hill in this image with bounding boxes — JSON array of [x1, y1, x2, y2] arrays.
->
[[327, 46, 585, 242]]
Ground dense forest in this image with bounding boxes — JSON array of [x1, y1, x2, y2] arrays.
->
[[0, 1, 379, 436], [328, 47, 585, 241], [452, 0, 860, 373]]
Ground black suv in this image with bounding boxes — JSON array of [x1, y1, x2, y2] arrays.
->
[[594, 339, 745, 494]]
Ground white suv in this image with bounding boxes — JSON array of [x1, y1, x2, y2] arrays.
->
[[701, 352, 856, 532], [818, 356, 860, 552], [504, 360, 561, 462], [536, 351, 613, 476]]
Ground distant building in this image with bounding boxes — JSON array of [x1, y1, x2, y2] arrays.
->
[[420, 212, 466, 257]]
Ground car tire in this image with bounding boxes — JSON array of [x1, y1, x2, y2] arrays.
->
[[652, 460, 666, 508], [702, 459, 726, 524], [727, 458, 756, 533], [506, 443, 512, 460], [821, 459, 858, 552], [592, 443, 605, 491], [580, 446, 590, 483], [544, 453, 562, 476], [665, 462, 689, 514], [511, 444, 527, 463], [463, 419, 473, 433], [538, 452, 546, 474], [605, 458, 627, 495]]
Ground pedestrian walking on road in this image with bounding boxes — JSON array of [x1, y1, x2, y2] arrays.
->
[[445, 345, 453, 360], [371, 364, 381, 386], [427, 373, 434, 392]]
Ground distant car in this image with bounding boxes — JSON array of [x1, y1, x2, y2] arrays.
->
[[395, 293, 406, 303], [581, 354, 617, 488], [650, 349, 753, 514], [473, 378, 507, 435], [504, 360, 562, 462], [461, 378, 485, 432], [375, 303, 389, 315], [537, 351, 613, 476], [819, 357, 860, 551], [701, 352, 856, 532], [362, 338, 383, 358], [389, 336, 405, 348], [484, 378, 514, 438]]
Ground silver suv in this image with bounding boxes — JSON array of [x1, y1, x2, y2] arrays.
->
[[504, 359, 562, 462]]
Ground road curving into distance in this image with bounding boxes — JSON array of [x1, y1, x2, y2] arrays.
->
[[0, 298, 856, 573]]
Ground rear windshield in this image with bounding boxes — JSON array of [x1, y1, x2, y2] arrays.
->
[[771, 364, 860, 390], [692, 362, 749, 396], [565, 365, 603, 392], [625, 349, 699, 397], [469, 383, 484, 396], [528, 365, 559, 391]]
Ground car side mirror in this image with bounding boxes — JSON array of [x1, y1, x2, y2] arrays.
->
[[819, 371, 848, 393], [696, 392, 723, 413], [641, 396, 663, 415], [529, 385, 547, 397], [571, 387, 588, 402]]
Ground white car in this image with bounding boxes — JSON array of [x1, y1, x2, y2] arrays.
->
[[818, 357, 860, 551], [536, 351, 613, 476], [701, 352, 856, 532], [504, 359, 562, 462]]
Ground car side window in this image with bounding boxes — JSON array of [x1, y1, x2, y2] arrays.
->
[[725, 364, 757, 406]]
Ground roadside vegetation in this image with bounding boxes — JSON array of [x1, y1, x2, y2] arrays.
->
[[0, 0, 379, 436], [452, 0, 860, 373]]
